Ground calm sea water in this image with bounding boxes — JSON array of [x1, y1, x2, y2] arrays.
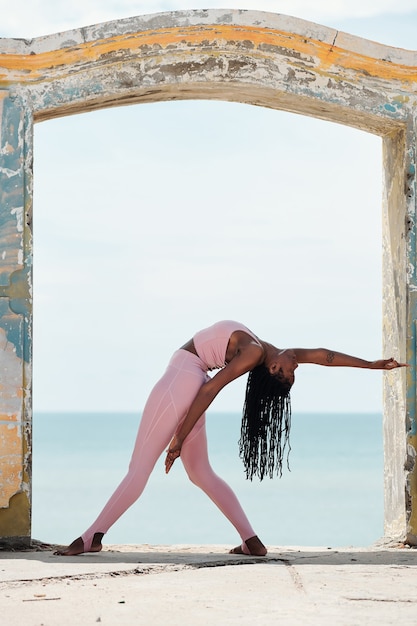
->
[[32, 411, 383, 548]]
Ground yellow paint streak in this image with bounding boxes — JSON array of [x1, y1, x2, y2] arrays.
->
[[0, 24, 416, 86], [0, 421, 22, 508]]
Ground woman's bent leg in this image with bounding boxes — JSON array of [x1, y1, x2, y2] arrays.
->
[[180, 418, 265, 554]]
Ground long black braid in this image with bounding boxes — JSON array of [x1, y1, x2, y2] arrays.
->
[[239, 364, 292, 481]]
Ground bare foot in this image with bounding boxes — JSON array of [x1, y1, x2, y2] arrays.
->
[[229, 535, 267, 556], [54, 533, 104, 556]]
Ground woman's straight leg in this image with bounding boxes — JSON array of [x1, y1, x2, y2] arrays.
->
[[80, 351, 207, 551]]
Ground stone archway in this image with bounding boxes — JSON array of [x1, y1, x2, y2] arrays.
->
[[0, 9, 416, 546]]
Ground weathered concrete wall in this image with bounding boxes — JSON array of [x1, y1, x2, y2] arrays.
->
[[0, 88, 32, 543], [382, 128, 409, 540], [0, 9, 416, 545]]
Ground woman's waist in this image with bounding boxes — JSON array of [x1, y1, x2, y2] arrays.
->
[[179, 338, 198, 357], [169, 346, 207, 372]]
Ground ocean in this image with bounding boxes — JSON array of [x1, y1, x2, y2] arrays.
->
[[32, 411, 383, 548]]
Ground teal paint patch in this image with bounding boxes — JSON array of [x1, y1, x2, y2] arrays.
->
[[0, 298, 23, 360], [0, 94, 31, 364], [37, 82, 105, 113], [383, 101, 405, 115], [371, 100, 408, 119], [0, 94, 25, 288]]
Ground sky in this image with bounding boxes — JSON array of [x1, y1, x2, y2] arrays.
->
[[1, 1, 416, 414]]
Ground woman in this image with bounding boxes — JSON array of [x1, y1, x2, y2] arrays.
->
[[56, 320, 406, 557]]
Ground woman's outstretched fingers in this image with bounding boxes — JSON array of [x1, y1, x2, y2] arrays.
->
[[165, 435, 182, 473], [372, 358, 409, 370], [165, 450, 177, 473], [384, 358, 409, 369]]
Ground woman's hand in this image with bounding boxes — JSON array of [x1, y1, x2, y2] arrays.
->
[[371, 358, 408, 370], [165, 435, 182, 474]]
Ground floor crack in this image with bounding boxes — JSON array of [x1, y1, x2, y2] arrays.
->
[[345, 597, 417, 604], [1, 557, 289, 589], [283, 561, 305, 593]]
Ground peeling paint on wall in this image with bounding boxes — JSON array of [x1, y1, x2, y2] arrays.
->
[[0, 8, 416, 545], [0, 86, 32, 542], [0, 319, 30, 534]]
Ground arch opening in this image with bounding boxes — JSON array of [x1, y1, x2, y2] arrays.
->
[[32, 100, 384, 546]]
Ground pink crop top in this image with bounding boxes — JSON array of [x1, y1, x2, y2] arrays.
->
[[192, 320, 259, 370]]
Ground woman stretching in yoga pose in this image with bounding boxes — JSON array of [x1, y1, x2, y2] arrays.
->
[[56, 320, 406, 556]]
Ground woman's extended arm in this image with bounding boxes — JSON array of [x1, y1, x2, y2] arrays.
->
[[294, 348, 408, 370], [164, 343, 263, 474]]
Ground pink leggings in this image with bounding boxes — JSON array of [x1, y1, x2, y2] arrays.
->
[[81, 349, 256, 551]]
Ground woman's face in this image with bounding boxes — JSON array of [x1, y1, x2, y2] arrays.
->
[[276, 349, 298, 385]]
